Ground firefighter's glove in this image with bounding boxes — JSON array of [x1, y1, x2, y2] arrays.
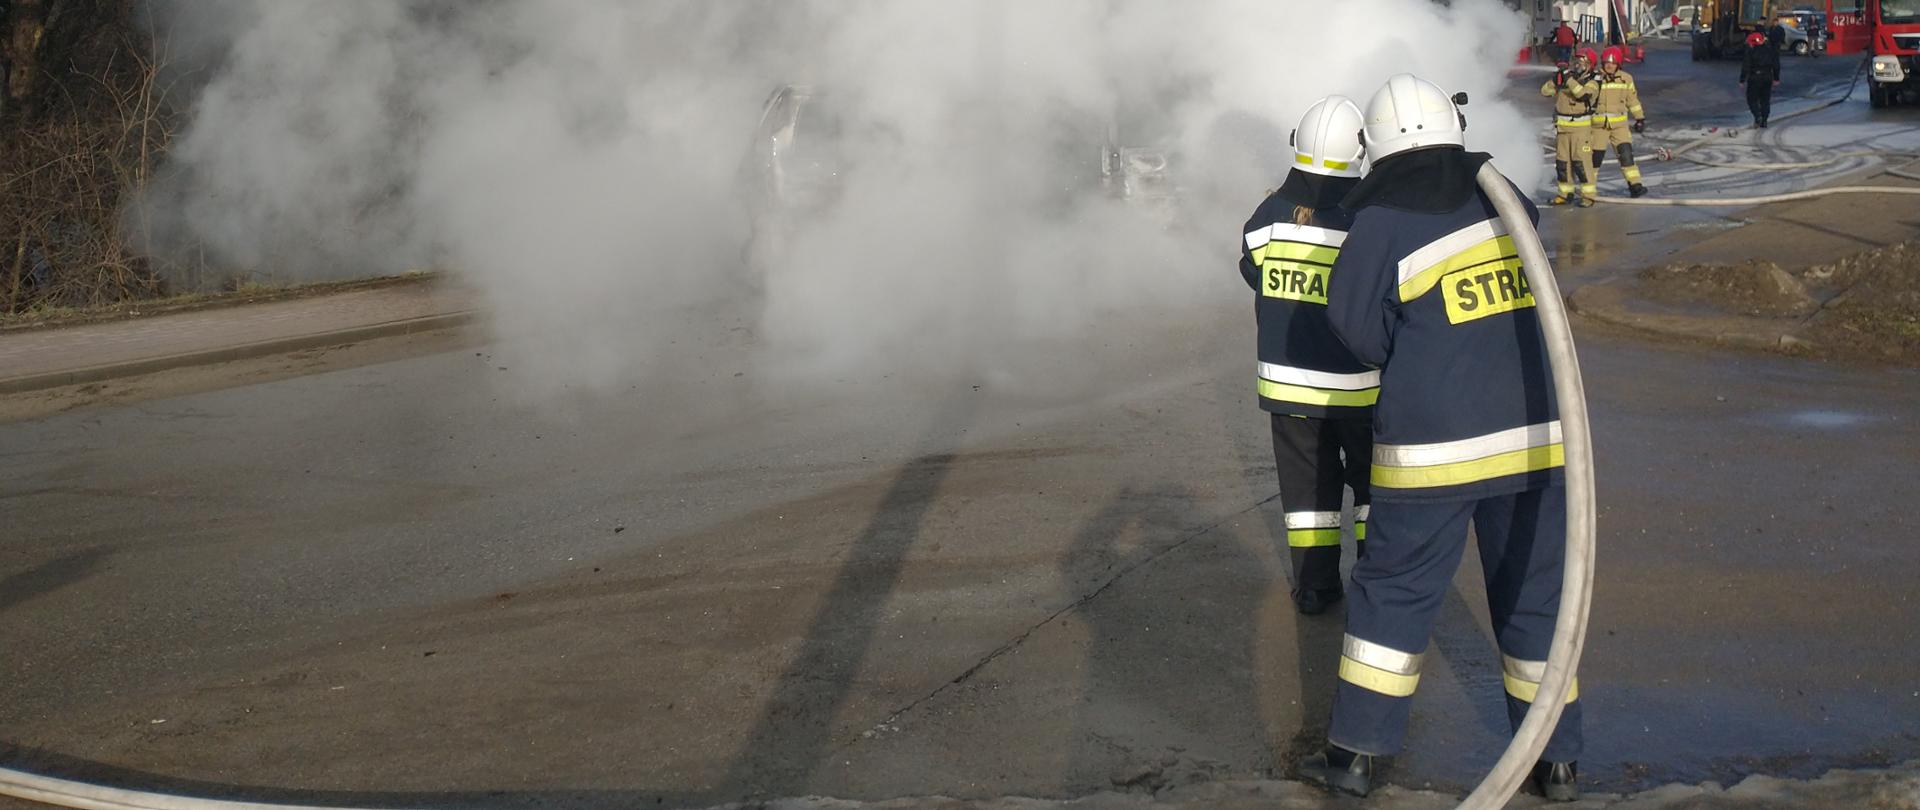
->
[[1632, 118, 1646, 134]]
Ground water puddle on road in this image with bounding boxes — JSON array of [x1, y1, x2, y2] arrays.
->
[[1761, 409, 1879, 430]]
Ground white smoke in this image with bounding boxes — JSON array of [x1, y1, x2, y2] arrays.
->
[[139, 0, 1540, 395]]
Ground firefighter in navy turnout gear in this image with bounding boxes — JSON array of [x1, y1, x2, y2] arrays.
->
[[1295, 75, 1583, 802], [1741, 30, 1781, 127], [1239, 96, 1377, 616], [1591, 47, 1649, 198], [1541, 49, 1597, 206]]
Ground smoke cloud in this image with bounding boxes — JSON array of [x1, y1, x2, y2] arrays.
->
[[139, 0, 1539, 396]]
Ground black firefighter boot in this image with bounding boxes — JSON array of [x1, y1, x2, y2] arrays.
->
[[1619, 144, 1648, 198], [1550, 161, 1573, 205], [1531, 760, 1580, 802], [1298, 745, 1375, 797]]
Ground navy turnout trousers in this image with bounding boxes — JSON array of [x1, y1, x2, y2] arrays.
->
[[1327, 485, 1584, 762]]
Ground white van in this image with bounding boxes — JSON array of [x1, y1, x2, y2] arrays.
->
[[1655, 4, 1701, 36]]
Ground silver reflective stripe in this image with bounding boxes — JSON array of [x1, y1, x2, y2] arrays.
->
[[1270, 223, 1348, 248], [1343, 635, 1423, 676], [1396, 219, 1507, 288], [1258, 362, 1381, 391], [1246, 223, 1348, 251], [1244, 224, 1273, 250], [1374, 421, 1563, 467], [1285, 511, 1343, 529], [1355, 504, 1371, 522], [1503, 655, 1548, 683], [1555, 114, 1591, 123]]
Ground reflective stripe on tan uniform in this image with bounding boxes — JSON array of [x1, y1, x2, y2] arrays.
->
[[1539, 73, 1597, 198], [1593, 68, 1645, 184]]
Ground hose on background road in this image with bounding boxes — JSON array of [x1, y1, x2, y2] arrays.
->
[[1459, 164, 1598, 810], [1676, 150, 1916, 171], [1597, 184, 1920, 206], [1596, 60, 1918, 205], [1650, 56, 1870, 160]]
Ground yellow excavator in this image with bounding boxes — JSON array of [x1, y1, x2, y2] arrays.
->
[[1691, 0, 1785, 59]]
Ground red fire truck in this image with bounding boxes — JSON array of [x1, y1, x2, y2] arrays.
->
[[1809, 1, 1920, 105], [1859, 0, 1920, 106]]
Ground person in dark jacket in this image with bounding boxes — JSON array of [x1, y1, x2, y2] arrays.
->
[[1742, 29, 1782, 127], [1239, 96, 1375, 615], [1294, 75, 1582, 803]]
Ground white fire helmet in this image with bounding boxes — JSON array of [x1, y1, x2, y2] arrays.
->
[[1290, 95, 1366, 179], [1361, 73, 1466, 161]]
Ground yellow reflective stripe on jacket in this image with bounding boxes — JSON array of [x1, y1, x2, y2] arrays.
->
[[1258, 378, 1381, 408], [1398, 235, 1521, 303], [1252, 241, 1341, 267], [1373, 422, 1565, 489], [1396, 219, 1505, 302]]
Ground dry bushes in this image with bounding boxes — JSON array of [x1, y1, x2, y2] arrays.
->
[[2, 10, 189, 316]]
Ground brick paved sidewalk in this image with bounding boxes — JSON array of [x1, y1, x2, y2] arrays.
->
[[0, 282, 480, 393]]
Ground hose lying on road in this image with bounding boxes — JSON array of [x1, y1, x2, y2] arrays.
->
[[1654, 56, 1869, 159], [0, 768, 408, 810], [1675, 150, 1913, 171], [1596, 184, 1920, 206], [1459, 164, 1598, 810]]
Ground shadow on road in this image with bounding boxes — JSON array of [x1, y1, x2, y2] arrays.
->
[[0, 547, 111, 614], [1059, 482, 1277, 789], [717, 448, 962, 799]]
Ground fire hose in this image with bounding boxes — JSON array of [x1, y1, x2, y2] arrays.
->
[[0, 169, 1600, 810], [1594, 57, 1920, 205], [1459, 164, 1598, 810]]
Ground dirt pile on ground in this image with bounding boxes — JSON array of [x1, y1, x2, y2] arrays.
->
[[1801, 241, 1920, 363], [1638, 260, 1818, 318], [1636, 242, 1920, 364]]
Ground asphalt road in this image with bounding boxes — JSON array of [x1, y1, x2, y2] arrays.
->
[[3, 41, 1918, 810], [3, 295, 1916, 807], [1513, 41, 1920, 284]]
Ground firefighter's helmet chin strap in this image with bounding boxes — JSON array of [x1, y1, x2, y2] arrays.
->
[[1457, 162, 1598, 810]]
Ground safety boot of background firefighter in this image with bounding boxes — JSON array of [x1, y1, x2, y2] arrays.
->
[[1531, 760, 1580, 802], [1298, 745, 1373, 797], [1293, 586, 1344, 616]]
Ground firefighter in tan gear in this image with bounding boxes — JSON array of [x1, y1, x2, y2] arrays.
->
[[1590, 46, 1649, 198], [1540, 48, 1597, 207]]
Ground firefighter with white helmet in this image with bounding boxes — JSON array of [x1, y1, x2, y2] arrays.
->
[[1590, 46, 1649, 198], [1540, 49, 1598, 206], [1294, 74, 1583, 802], [1238, 96, 1376, 615]]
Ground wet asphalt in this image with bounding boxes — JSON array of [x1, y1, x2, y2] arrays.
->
[[1, 42, 1917, 809]]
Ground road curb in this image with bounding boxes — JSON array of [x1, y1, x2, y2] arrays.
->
[[1567, 279, 1811, 352], [0, 310, 479, 396]]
